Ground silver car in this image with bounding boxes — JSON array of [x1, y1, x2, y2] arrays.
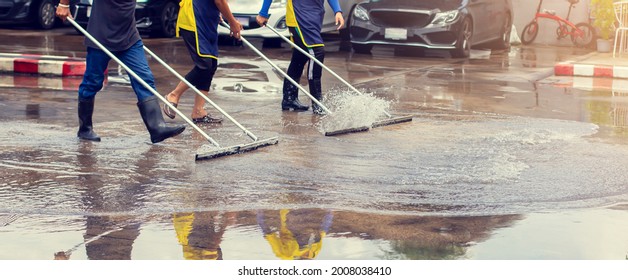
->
[[349, 0, 513, 57]]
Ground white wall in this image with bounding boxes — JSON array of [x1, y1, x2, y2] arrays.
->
[[512, 0, 591, 46]]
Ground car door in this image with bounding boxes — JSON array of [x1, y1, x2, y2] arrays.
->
[[484, 0, 507, 42], [464, 0, 489, 44]]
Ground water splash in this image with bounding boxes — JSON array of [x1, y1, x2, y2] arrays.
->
[[316, 89, 392, 133]]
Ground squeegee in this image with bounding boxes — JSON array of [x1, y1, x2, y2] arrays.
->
[[264, 25, 413, 135]]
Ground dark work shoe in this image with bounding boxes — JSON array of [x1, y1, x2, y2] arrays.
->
[[281, 98, 310, 111], [192, 114, 223, 124], [78, 129, 101, 141], [312, 103, 327, 115], [309, 79, 324, 115]]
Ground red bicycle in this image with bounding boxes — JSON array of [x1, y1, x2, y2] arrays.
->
[[521, 0, 595, 47]]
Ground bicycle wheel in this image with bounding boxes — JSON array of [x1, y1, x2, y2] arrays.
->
[[521, 21, 539, 45], [571, 22, 595, 48]]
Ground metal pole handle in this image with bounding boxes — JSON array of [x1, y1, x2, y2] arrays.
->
[[67, 18, 222, 148], [265, 25, 392, 118], [142, 47, 259, 141], [219, 23, 333, 115]]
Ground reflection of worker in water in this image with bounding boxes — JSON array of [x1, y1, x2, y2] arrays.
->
[[256, 0, 344, 114], [174, 211, 235, 260], [257, 209, 333, 260], [54, 144, 159, 260]]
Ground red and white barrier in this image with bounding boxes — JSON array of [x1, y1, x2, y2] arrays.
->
[[555, 62, 628, 79], [0, 53, 86, 77]]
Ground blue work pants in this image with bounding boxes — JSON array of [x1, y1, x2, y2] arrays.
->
[[78, 40, 154, 101]]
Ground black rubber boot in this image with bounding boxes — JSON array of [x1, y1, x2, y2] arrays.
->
[[77, 97, 101, 142], [137, 96, 186, 143], [281, 81, 309, 111], [309, 79, 325, 115]]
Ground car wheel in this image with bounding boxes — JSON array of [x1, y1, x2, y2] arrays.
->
[[34, 0, 56, 30], [339, 6, 354, 52], [489, 13, 511, 50], [151, 1, 178, 38], [451, 17, 472, 58], [262, 38, 282, 48], [352, 43, 373, 54], [339, 6, 353, 42], [339, 27, 350, 41], [74, 23, 88, 35], [338, 27, 352, 52], [218, 35, 242, 46]]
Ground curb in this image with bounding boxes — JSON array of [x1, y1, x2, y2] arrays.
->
[[554, 62, 628, 79], [0, 53, 86, 77]]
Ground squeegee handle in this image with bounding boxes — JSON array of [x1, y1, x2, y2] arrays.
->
[[220, 22, 333, 115], [67, 18, 222, 148]]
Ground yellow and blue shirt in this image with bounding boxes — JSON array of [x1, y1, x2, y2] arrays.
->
[[174, 213, 222, 260], [177, 0, 221, 58], [259, 0, 342, 47]]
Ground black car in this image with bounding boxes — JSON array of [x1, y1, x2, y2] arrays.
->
[[349, 0, 513, 57], [73, 0, 179, 38], [0, 0, 77, 29]]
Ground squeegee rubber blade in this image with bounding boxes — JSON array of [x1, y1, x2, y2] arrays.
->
[[324, 126, 370, 137], [195, 137, 279, 161], [371, 115, 413, 128]]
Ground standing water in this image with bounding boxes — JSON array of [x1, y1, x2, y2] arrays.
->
[[1, 37, 628, 260]]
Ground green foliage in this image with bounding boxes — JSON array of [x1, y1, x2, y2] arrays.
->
[[591, 0, 615, 40]]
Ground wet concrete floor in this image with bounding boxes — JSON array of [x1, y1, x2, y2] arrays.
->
[[1, 27, 628, 260]]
